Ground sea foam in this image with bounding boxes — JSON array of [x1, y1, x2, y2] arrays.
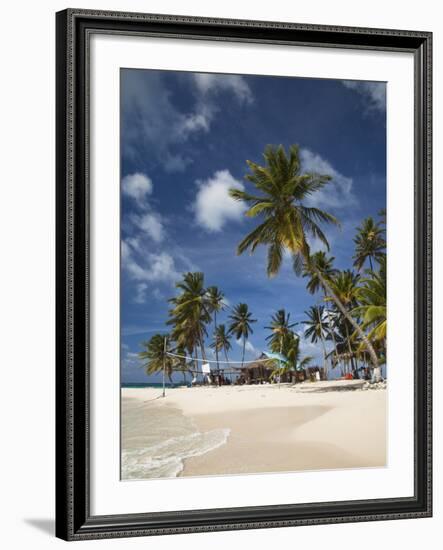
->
[[121, 397, 230, 480]]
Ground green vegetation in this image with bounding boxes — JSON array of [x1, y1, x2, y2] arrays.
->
[[138, 144, 386, 384]]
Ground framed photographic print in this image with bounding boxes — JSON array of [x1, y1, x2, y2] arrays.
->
[[55, 9, 432, 541]]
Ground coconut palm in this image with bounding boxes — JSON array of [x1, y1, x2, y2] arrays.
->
[[229, 144, 339, 277], [302, 251, 338, 294], [302, 251, 339, 374], [328, 270, 361, 373], [206, 286, 225, 370], [265, 309, 298, 384], [303, 305, 329, 378], [229, 144, 380, 371], [211, 324, 232, 379], [353, 256, 387, 346], [168, 272, 211, 371], [265, 309, 298, 352], [269, 331, 312, 383], [173, 344, 192, 385], [138, 333, 174, 383], [228, 303, 257, 368], [353, 216, 386, 271]]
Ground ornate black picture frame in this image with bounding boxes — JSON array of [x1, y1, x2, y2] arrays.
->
[[55, 8, 432, 541]]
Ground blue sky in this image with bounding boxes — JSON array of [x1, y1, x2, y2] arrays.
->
[[120, 69, 386, 383]]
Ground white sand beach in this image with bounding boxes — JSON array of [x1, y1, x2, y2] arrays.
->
[[121, 382, 387, 480]]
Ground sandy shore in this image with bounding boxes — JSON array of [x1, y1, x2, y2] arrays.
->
[[122, 382, 386, 478]]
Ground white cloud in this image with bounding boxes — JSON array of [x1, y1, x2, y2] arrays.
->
[[176, 103, 213, 136], [245, 341, 257, 354], [122, 71, 206, 172], [193, 170, 246, 232], [152, 288, 165, 301], [122, 173, 153, 201], [122, 239, 181, 285], [236, 338, 258, 357], [192, 73, 253, 105], [342, 80, 386, 112], [133, 212, 165, 243], [134, 283, 148, 304], [300, 149, 357, 210], [122, 350, 141, 369], [122, 71, 253, 172]]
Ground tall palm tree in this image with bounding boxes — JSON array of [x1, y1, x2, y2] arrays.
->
[[303, 305, 329, 378], [265, 309, 298, 384], [265, 309, 297, 352], [273, 331, 313, 383], [230, 144, 380, 371], [206, 286, 225, 371], [329, 270, 361, 371], [168, 272, 211, 371], [302, 251, 339, 373], [173, 344, 192, 384], [138, 333, 174, 383], [228, 303, 257, 368], [353, 256, 387, 347], [211, 324, 232, 376], [353, 216, 386, 271], [229, 144, 338, 277]]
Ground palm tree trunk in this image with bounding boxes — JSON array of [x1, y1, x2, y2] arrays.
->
[[324, 297, 339, 373], [319, 331, 328, 380], [193, 348, 199, 385], [241, 337, 246, 369], [199, 332, 207, 362], [344, 321, 355, 373], [214, 312, 219, 371], [224, 348, 231, 382], [369, 256, 373, 271], [316, 269, 379, 370]]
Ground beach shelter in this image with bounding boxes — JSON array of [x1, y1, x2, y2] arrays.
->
[[263, 351, 289, 385], [262, 351, 288, 363]]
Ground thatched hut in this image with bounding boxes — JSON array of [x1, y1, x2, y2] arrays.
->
[[236, 354, 274, 384]]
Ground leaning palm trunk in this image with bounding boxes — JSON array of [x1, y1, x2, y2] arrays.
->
[[316, 269, 379, 371], [241, 337, 246, 369], [344, 322, 356, 373]]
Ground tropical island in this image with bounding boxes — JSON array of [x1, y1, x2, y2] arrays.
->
[[138, 145, 386, 388], [121, 145, 387, 480]]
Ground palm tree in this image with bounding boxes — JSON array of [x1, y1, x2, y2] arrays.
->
[[302, 251, 339, 373], [303, 305, 329, 378], [211, 324, 232, 378], [229, 144, 380, 371], [206, 286, 225, 371], [353, 256, 386, 354], [229, 144, 339, 277], [353, 216, 386, 271], [173, 344, 192, 385], [228, 303, 257, 368], [168, 272, 211, 372], [138, 333, 174, 385], [274, 331, 313, 383], [328, 270, 361, 374], [265, 309, 297, 351], [265, 309, 298, 384]]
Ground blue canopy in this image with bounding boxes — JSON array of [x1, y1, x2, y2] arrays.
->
[[263, 351, 303, 371]]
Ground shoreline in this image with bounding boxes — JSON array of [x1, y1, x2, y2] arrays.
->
[[122, 383, 387, 479]]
